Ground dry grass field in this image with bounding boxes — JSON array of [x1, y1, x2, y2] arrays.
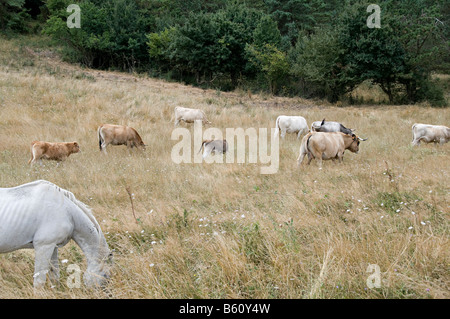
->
[[0, 36, 449, 299]]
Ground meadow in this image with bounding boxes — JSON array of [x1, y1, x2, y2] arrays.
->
[[0, 36, 448, 299]]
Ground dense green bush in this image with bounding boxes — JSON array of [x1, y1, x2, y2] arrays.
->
[[43, 0, 154, 70]]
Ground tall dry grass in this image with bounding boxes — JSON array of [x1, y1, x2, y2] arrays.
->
[[0, 36, 449, 299]]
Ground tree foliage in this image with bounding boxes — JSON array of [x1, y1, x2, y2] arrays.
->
[[0, 0, 30, 32], [2, 0, 448, 105]]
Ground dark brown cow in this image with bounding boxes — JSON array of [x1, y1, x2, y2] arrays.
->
[[98, 124, 146, 154], [28, 141, 80, 166]]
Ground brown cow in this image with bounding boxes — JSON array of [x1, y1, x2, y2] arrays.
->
[[297, 132, 367, 168], [28, 141, 80, 166], [98, 124, 146, 154]]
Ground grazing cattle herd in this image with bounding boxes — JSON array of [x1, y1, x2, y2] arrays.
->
[[24, 106, 450, 166], [0, 104, 448, 288]]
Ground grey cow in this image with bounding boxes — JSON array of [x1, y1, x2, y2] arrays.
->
[[311, 119, 354, 135], [198, 139, 228, 158]]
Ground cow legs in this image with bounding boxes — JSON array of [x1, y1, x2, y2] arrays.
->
[[317, 156, 323, 168], [30, 158, 44, 167], [297, 129, 307, 139], [297, 152, 306, 166], [126, 141, 132, 154], [100, 143, 108, 154], [29, 150, 40, 166], [202, 146, 213, 159], [297, 143, 310, 167], [306, 154, 313, 165]]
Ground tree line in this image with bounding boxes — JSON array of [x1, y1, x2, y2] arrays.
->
[[1, 0, 449, 106]]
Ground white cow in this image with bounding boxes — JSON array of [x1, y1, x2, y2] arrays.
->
[[0, 180, 112, 288], [412, 123, 450, 146], [274, 115, 308, 139], [174, 106, 210, 126]]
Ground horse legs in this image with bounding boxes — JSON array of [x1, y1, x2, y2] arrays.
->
[[33, 243, 57, 288], [48, 247, 60, 287]]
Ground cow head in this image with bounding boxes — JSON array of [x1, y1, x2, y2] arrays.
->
[[72, 142, 81, 153], [348, 135, 367, 153]]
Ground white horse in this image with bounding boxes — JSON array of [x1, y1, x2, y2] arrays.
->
[[0, 180, 112, 288]]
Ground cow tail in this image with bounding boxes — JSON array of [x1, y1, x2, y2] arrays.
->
[[198, 140, 206, 154], [28, 146, 33, 164], [274, 117, 280, 137], [411, 123, 417, 143], [98, 126, 103, 151], [28, 141, 37, 164], [306, 134, 313, 156]]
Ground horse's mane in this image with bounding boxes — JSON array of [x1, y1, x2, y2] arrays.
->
[[37, 180, 101, 233]]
